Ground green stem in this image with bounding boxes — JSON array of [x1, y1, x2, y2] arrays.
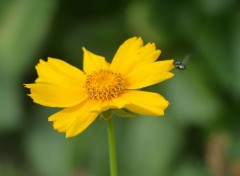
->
[[107, 118, 118, 176]]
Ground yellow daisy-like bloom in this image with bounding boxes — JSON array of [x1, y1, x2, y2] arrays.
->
[[25, 37, 174, 138]]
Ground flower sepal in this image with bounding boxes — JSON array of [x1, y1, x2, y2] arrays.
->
[[113, 109, 139, 118], [101, 110, 113, 120]]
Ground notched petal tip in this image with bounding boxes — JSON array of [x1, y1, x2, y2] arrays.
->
[[83, 47, 109, 73], [47, 57, 54, 61], [168, 59, 175, 70], [26, 94, 32, 97], [23, 84, 29, 88], [159, 59, 175, 71], [124, 36, 143, 46], [82, 47, 92, 56], [48, 116, 54, 122], [169, 72, 175, 78], [156, 49, 161, 56], [24, 83, 34, 88], [128, 36, 138, 40], [66, 133, 74, 138], [120, 90, 170, 116]]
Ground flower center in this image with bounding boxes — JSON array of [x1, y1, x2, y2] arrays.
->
[[85, 69, 125, 101]]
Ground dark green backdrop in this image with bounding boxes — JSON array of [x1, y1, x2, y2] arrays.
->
[[0, 0, 240, 175]]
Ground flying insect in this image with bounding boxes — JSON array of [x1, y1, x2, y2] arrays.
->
[[174, 60, 187, 71], [174, 54, 190, 71]]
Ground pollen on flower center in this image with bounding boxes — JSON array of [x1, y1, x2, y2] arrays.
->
[[85, 69, 125, 101]]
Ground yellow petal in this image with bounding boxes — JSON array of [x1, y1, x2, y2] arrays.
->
[[125, 60, 175, 89], [49, 100, 103, 138], [137, 42, 161, 64], [25, 84, 87, 107], [25, 58, 87, 107], [110, 37, 160, 75], [83, 47, 109, 74], [35, 58, 85, 85], [109, 96, 128, 109], [118, 90, 169, 116]]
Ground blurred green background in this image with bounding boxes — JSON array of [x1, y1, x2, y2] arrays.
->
[[1, 0, 240, 175]]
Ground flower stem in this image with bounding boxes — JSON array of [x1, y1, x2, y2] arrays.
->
[[107, 117, 118, 176]]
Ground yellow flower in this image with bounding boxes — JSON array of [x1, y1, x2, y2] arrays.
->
[[25, 37, 174, 138]]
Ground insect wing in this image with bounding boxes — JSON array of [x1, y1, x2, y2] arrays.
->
[[182, 54, 190, 64]]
